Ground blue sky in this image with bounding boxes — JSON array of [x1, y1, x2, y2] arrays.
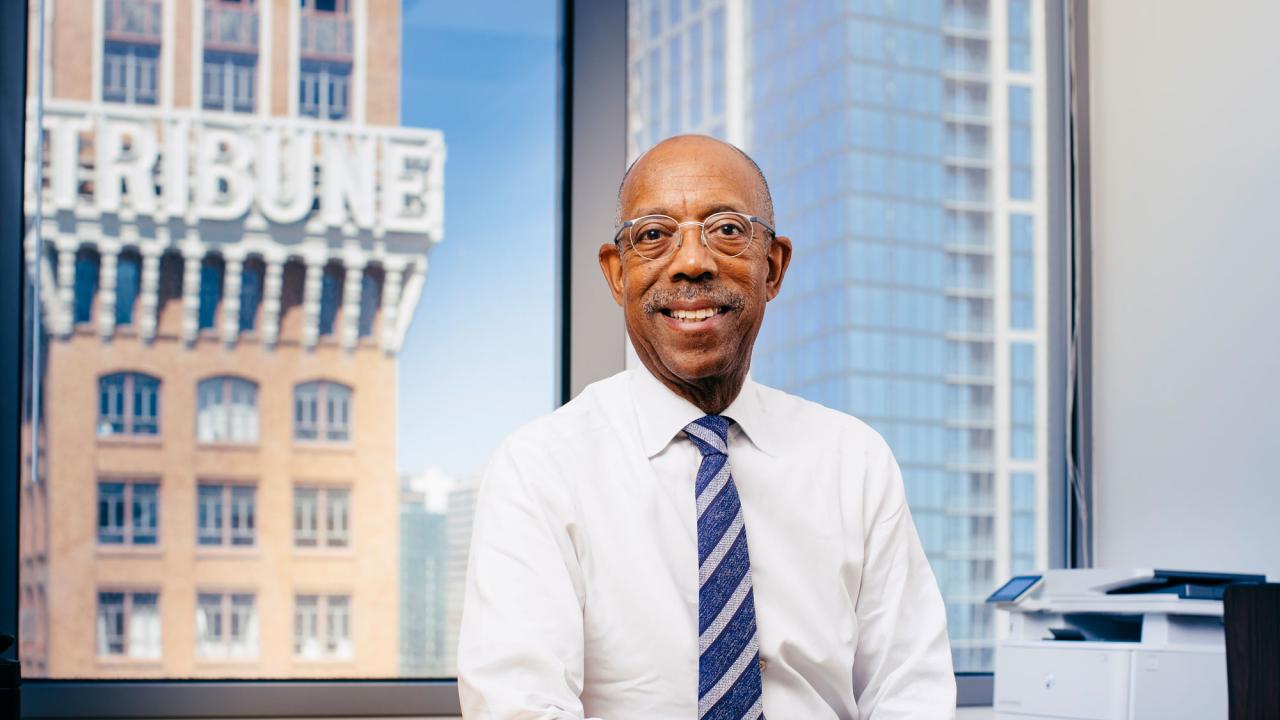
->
[[395, 0, 561, 477]]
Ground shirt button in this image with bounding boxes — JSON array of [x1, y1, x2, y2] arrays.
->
[[759, 657, 768, 672]]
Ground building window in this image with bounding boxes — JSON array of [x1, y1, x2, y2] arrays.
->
[[196, 376, 260, 444], [1008, 0, 1032, 72], [299, 60, 351, 120], [666, 36, 682, 134], [294, 381, 352, 442], [115, 250, 141, 326], [357, 267, 382, 338], [1010, 343, 1036, 459], [199, 255, 225, 330], [196, 592, 258, 659], [294, 486, 351, 548], [689, 20, 704, 128], [1010, 213, 1035, 329], [98, 371, 161, 437], [1011, 472, 1037, 572], [96, 590, 161, 659], [203, 0, 259, 112], [318, 263, 344, 337], [74, 247, 101, 325], [196, 483, 257, 547], [1008, 85, 1033, 200], [239, 257, 265, 332], [203, 51, 257, 113], [97, 480, 159, 546], [300, 0, 353, 57], [102, 0, 163, 105], [294, 594, 352, 660], [299, 0, 355, 122]]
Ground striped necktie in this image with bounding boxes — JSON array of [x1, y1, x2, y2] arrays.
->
[[684, 415, 765, 720]]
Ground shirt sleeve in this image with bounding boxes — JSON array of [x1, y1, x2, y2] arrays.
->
[[850, 438, 957, 719], [457, 437, 601, 720]]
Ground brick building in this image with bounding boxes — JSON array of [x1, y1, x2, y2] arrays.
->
[[19, 0, 444, 679]]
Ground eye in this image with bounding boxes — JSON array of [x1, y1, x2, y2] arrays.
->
[[643, 228, 664, 241], [708, 217, 748, 237]]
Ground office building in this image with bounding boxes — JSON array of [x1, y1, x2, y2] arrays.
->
[[628, 0, 1049, 670], [19, 0, 443, 678], [399, 470, 455, 676]]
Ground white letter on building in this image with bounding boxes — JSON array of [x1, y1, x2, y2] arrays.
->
[[45, 114, 89, 212], [163, 116, 191, 217], [321, 132, 375, 229], [96, 118, 159, 215], [256, 126, 315, 224], [379, 138, 437, 235], [196, 126, 255, 221]]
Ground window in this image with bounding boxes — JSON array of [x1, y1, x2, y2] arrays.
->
[[299, 60, 351, 120], [1008, 0, 1032, 73], [238, 257, 265, 332], [1010, 344, 1036, 460], [102, 0, 163, 105], [294, 594, 352, 660], [196, 592, 258, 659], [203, 51, 257, 113], [196, 376, 260, 443], [1010, 213, 1035, 329], [22, 0, 558, 697], [196, 483, 257, 547], [1010, 472, 1037, 573], [199, 255, 225, 330], [97, 480, 159, 546], [1009, 85, 1034, 200], [103, 41, 160, 105], [357, 267, 382, 338], [98, 372, 161, 437], [96, 591, 161, 659], [74, 247, 101, 325], [294, 486, 350, 548], [294, 381, 352, 442], [318, 263, 343, 336], [115, 250, 141, 326], [629, 0, 1058, 676]]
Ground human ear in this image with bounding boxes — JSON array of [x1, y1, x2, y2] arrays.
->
[[598, 243, 626, 306], [764, 235, 792, 301]]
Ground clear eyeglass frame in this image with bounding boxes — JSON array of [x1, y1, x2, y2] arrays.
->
[[613, 211, 777, 261]]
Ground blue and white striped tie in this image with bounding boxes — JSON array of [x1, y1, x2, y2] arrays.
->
[[684, 415, 765, 720]]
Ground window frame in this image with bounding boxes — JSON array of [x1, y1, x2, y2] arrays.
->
[[96, 479, 160, 547], [195, 481, 258, 549], [293, 380, 352, 444], [97, 371, 162, 439], [292, 485, 351, 549], [195, 375, 261, 445], [5, 0, 1079, 715]]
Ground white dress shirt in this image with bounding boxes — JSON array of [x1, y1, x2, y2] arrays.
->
[[458, 368, 955, 719]]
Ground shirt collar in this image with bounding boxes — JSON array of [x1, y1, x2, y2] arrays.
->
[[628, 366, 778, 458]]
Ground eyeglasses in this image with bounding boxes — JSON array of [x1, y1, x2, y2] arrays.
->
[[613, 211, 777, 261]]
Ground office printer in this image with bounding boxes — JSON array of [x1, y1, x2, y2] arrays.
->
[[988, 569, 1264, 720]]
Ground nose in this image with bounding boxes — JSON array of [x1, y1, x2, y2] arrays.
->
[[668, 223, 718, 283]]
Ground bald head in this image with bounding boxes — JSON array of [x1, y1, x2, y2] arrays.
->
[[616, 135, 775, 227]]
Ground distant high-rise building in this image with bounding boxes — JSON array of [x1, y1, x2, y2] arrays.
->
[[443, 477, 479, 674], [20, 0, 444, 679], [627, 0, 1049, 671], [399, 470, 456, 676]]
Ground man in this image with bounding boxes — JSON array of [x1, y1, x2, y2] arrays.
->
[[458, 135, 955, 718]]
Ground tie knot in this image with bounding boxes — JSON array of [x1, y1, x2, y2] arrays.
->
[[684, 415, 730, 456]]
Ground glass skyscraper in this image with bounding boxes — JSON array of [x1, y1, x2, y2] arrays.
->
[[628, 0, 1049, 671]]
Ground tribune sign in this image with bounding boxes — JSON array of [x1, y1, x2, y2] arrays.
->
[[28, 100, 445, 241]]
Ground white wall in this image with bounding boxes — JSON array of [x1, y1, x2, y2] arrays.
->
[[1088, 0, 1280, 580]]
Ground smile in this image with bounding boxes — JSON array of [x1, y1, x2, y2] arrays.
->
[[662, 307, 725, 322]]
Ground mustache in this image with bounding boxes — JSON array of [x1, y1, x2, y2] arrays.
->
[[642, 285, 746, 315]]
